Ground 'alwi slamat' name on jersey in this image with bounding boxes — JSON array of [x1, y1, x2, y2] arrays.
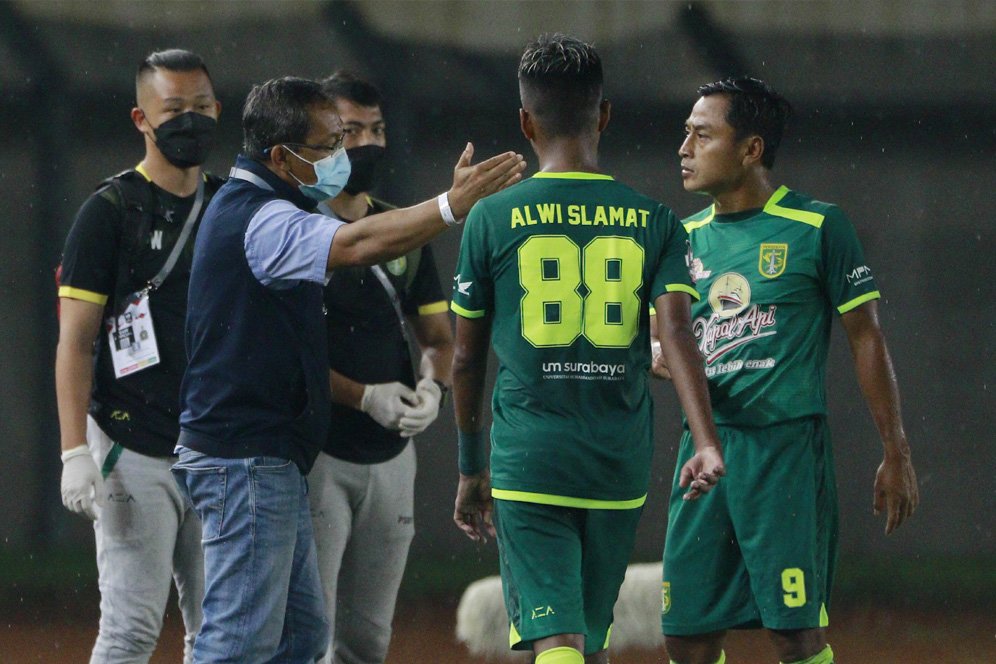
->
[[683, 185, 880, 428], [510, 203, 651, 229]]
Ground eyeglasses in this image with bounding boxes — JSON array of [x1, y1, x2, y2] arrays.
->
[[282, 136, 344, 156]]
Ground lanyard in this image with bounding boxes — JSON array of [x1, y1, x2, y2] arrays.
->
[[145, 176, 205, 294], [230, 167, 275, 192]]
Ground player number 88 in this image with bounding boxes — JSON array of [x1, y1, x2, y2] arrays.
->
[[517, 235, 644, 348]]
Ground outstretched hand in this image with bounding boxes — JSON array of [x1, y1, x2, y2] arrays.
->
[[678, 446, 725, 501], [454, 471, 496, 543], [447, 143, 526, 219], [874, 453, 918, 534]]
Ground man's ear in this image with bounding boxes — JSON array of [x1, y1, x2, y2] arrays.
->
[[268, 144, 290, 172], [598, 99, 611, 133], [130, 106, 147, 134], [519, 108, 535, 142], [742, 135, 765, 167]]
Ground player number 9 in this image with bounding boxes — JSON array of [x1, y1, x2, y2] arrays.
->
[[781, 567, 807, 608]]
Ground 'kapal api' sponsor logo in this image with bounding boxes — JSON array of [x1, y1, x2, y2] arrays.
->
[[694, 272, 777, 364]]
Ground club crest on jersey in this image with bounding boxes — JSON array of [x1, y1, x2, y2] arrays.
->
[[759, 243, 788, 278], [661, 582, 672, 614]]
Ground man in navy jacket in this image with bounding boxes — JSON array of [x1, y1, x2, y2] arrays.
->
[[172, 76, 524, 663]]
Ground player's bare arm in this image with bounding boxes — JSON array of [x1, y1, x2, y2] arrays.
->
[[841, 300, 918, 534], [451, 314, 496, 542], [327, 144, 525, 268], [654, 292, 726, 500]]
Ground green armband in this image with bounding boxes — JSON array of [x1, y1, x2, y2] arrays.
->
[[458, 429, 487, 475]]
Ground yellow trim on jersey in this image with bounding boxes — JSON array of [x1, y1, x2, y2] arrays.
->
[[135, 162, 152, 182], [819, 602, 829, 628], [603, 624, 613, 650], [492, 488, 647, 510], [764, 185, 825, 228], [837, 290, 880, 314], [509, 621, 522, 648], [683, 207, 715, 232], [418, 300, 449, 316], [665, 283, 701, 300], [531, 171, 614, 181], [135, 161, 208, 183], [450, 301, 487, 319], [58, 286, 108, 305]]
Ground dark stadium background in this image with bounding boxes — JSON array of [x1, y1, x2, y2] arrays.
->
[[1, 2, 992, 661]]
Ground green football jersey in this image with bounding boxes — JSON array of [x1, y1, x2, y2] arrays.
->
[[451, 172, 696, 507], [683, 185, 880, 427]]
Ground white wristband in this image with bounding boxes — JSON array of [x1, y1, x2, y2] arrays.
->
[[437, 192, 463, 226], [61, 444, 91, 463]]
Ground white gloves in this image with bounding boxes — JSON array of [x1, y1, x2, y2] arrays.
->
[[60, 445, 104, 520], [361, 382, 418, 430], [399, 378, 443, 438]]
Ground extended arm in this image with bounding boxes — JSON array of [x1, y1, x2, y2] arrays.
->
[[840, 300, 918, 534], [327, 144, 524, 268], [451, 314, 495, 541], [55, 297, 105, 519], [654, 292, 725, 499]]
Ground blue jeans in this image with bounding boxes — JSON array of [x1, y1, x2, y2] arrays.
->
[[172, 448, 328, 663]]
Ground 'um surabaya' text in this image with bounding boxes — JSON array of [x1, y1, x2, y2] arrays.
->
[[510, 204, 650, 229]]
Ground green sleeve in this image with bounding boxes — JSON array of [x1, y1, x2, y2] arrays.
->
[[450, 200, 495, 319], [819, 206, 880, 314], [650, 206, 698, 302]]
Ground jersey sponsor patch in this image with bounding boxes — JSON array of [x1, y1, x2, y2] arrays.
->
[[845, 264, 874, 286], [694, 272, 778, 368], [758, 243, 788, 278]]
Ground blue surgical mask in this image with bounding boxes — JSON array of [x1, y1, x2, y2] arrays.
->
[[285, 146, 352, 201]]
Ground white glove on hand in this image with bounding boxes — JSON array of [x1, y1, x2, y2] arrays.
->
[[361, 382, 418, 430], [399, 378, 442, 438], [60, 445, 104, 521]]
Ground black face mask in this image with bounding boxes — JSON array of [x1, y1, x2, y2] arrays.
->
[[343, 145, 386, 195], [151, 111, 217, 168]]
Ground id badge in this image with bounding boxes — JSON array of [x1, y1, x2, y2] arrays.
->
[[106, 291, 160, 378]]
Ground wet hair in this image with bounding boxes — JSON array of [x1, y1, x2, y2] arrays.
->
[[242, 77, 331, 160], [321, 70, 382, 108], [518, 33, 603, 137], [136, 49, 213, 92], [697, 77, 791, 169]]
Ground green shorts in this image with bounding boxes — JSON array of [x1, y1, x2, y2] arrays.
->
[[661, 417, 838, 635], [493, 498, 643, 655]]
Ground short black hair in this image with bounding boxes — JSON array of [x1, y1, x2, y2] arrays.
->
[[518, 33, 603, 137], [321, 70, 382, 108], [698, 76, 791, 169], [136, 49, 212, 91], [242, 77, 331, 160]]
